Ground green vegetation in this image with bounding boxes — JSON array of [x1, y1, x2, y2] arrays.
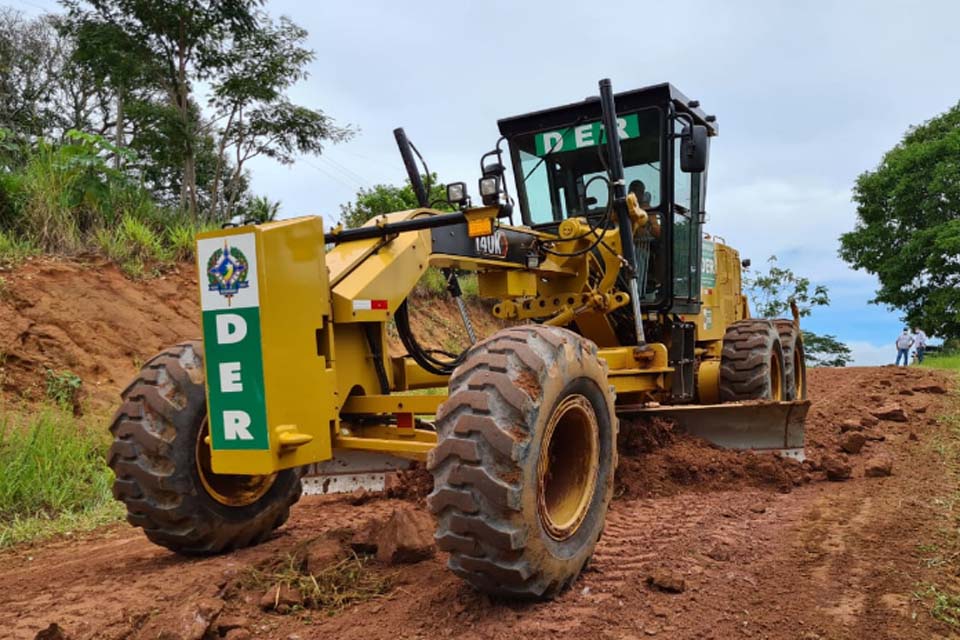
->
[[922, 352, 960, 371], [0, 408, 122, 548], [913, 379, 960, 629], [743, 255, 852, 366], [44, 369, 83, 410], [340, 174, 451, 230], [413, 267, 479, 300], [0, 128, 213, 274], [0, 6, 348, 272], [840, 101, 960, 342], [0, 229, 37, 267]]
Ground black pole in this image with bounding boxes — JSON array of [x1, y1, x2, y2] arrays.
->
[[393, 128, 429, 207], [599, 78, 647, 347], [325, 210, 467, 244]]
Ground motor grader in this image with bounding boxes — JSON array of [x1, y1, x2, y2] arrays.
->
[[108, 79, 809, 598]]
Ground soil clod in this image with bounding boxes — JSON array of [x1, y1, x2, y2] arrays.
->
[[822, 454, 853, 481], [375, 505, 436, 565], [646, 569, 686, 593], [865, 455, 894, 478], [839, 419, 863, 433], [840, 432, 867, 454], [34, 624, 70, 640], [870, 404, 908, 423]]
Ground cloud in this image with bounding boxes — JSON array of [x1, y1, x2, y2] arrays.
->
[[707, 178, 859, 282], [845, 340, 895, 367]]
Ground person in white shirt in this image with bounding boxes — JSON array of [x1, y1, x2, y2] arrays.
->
[[895, 328, 914, 366], [913, 328, 928, 364]]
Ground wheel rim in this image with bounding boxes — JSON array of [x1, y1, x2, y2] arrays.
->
[[794, 349, 804, 399], [537, 394, 600, 540], [195, 418, 277, 507], [770, 349, 784, 401]]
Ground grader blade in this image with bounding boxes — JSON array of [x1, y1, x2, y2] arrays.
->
[[619, 400, 810, 460]]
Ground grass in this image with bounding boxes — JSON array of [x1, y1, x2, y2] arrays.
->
[[0, 229, 37, 268], [0, 407, 122, 548], [913, 378, 960, 630], [915, 585, 960, 627], [922, 352, 960, 371], [243, 550, 392, 616]]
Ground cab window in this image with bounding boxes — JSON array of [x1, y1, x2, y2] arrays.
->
[[513, 108, 661, 225]]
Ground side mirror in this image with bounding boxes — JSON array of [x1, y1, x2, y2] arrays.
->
[[680, 124, 708, 173]]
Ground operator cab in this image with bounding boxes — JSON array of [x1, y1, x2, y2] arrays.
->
[[497, 83, 717, 314]]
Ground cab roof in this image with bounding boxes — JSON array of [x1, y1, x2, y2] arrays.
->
[[497, 82, 718, 138]]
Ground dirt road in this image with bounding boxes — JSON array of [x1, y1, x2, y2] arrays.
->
[[1, 366, 956, 640]]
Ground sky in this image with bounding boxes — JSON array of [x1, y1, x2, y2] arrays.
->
[[10, 0, 960, 364]]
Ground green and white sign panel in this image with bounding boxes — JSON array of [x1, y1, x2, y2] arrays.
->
[[702, 240, 716, 289], [534, 113, 640, 156], [197, 233, 269, 451]]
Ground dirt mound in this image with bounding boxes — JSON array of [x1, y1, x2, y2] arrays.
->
[[799, 365, 947, 479], [616, 416, 805, 498], [384, 465, 434, 503]]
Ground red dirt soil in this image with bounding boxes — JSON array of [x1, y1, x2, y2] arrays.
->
[[1, 260, 958, 639], [0, 257, 198, 409], [1, 369, 955, 639]]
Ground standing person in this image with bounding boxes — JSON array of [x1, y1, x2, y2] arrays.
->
[[913, 327, 928, 364], [895, 328, 914, 366]]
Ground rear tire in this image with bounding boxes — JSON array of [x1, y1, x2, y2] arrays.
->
[[773, 320, 807, 400], [428, 326, 617, 599], [719, 319, 786, 402], [108, 341, 303, 554]]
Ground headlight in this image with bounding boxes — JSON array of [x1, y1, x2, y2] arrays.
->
[[479, 176, 499, 197], [447, 182, 467, 206], [479, 175, 500, 206]]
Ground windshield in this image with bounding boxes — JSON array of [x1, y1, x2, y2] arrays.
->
[[512, 108, 662, 225]]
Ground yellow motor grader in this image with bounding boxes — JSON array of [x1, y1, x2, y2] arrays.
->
[[108, 79, 808, 598]]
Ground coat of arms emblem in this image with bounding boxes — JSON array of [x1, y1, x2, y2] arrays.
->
[[207, 240, 249, 304]]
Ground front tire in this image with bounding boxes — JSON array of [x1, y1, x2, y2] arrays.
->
[[108, 341, 303, 554], [428, 326, 617, 599]]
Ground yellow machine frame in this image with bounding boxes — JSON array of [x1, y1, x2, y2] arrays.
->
[[196, 204, 753, 475]]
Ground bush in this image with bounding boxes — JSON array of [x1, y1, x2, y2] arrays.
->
[[44, 368, 82, 411], [0, 130, 213, 274]]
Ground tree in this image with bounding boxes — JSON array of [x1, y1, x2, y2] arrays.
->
[[64, 1, 348, 221], [66, 15, 160, 167], [744, 255, 829, 319], [0, 10, 111, 140], [802, 332, 852, 367], [839, 102, 960, 340], [744, 255, 852, 367], [340, 175, 449, 229], [63, 0, 261, 218], [207, 16, 351, 219]]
